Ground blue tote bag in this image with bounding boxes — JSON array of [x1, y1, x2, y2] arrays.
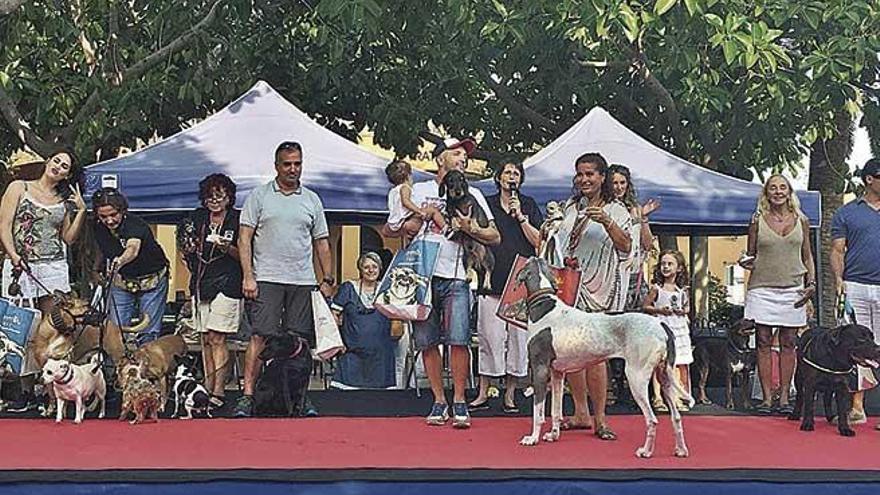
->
[[374, 238, 440, 321]]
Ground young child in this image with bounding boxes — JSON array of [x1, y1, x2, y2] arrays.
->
[[385, 160, 428, 237], [643, 249, 693, 411]]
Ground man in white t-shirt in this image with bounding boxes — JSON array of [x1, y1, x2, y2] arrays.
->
[[384, 137, 500, 429]]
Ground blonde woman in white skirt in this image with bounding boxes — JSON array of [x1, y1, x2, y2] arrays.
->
[[740, 174, 815, 416]]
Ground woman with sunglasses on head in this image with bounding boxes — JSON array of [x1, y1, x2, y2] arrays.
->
[[0, 149, 86, 412], [178, 174, 242, 410], [91, 187, 169, 347], [0, 150, 87, 312]]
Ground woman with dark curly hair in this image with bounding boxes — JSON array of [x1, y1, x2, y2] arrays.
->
[[178, 173, 241, 410]]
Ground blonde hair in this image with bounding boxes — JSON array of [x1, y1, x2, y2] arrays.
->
[[755, 174, 805, 220]]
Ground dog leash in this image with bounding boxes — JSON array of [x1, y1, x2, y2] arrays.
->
[[800, 335, 854, 375]]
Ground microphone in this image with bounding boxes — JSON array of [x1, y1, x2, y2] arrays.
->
[[508, 181, 519, 216]]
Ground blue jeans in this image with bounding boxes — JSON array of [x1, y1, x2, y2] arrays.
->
[[412, 278, 472, 351], [108, 275, 168, 347]]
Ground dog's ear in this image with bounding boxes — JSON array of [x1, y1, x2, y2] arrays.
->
[[438, 180, 446, 198]]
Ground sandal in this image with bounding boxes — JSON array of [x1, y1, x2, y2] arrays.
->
[[560, 417, 592, 431], [755, 404, 774, 415], [209, 395, 225, 409], [503, 403, 519, 414], [777, 404, 794, 416], [467, 400, 490, 411], [595, 425, 618, 441]]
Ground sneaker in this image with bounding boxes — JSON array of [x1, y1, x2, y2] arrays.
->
[[302, 397, 319, 417], [233, 395, 255, 418], [452, 402, 471, 429], [425, 402, 449, 426], [848, 409, 867, 425]]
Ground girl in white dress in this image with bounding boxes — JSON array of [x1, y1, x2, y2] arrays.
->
[[643, 250, 692, 411], [384, 160, 427, 242]]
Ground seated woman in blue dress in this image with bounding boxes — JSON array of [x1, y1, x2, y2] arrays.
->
[[330, 251, 396, 389]]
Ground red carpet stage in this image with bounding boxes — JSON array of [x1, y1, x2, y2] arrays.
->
[[2, 415, 880, 494]]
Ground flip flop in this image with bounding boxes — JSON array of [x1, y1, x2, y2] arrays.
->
[[503, 403, 519, 414], [777, 404, 794, 416], [560, 417, 592, 431], [595, 425, 618, 441], [467, 400, 490, 411], [755, 404, 774, 415]]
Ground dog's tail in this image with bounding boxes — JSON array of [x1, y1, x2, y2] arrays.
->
[[659, 322, 694, 407], [88, 352, 104, 375]]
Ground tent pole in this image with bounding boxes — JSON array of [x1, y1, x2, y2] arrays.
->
[[814, 226, 823, 324]]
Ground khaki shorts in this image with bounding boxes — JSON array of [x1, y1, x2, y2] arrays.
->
[[194, 292, 242, 334]]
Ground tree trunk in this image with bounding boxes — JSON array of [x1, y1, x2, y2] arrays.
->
[[808, 110, 853, 327]]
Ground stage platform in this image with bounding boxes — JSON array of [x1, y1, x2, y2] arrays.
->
[[2, 411, 880, 494]]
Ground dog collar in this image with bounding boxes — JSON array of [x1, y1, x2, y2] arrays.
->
[[56, 366, 75, 385]]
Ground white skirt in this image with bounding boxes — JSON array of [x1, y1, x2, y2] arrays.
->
[[744, 286, 806, 327], [2, 258, 71, 300]]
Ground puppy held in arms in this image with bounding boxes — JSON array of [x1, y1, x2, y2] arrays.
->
[[42, 354, 106, 424], [517, 257, 693, 458], [440, 170, 494, 289]]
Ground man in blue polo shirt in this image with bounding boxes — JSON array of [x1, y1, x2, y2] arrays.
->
[[830, 158, 880, 426]]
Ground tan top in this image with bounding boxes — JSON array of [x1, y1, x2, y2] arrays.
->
[[748, 214, 806, 289]]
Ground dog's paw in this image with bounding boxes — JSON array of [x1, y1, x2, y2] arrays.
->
[[725, 401, 735, 410], [635, 447, 653, 458], [839, 427, 856, 437], [542, 430, 560, 442], [55, 418, 62, 424], [674, 446, 690, 458], [800, 421, 815, 431], [520, 435, 539, 446], [73, 418, 82, 425]]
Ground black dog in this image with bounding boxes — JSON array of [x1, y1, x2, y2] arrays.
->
[[439, 170, 494, 288], [254, 334, 312, 417], [692, 318, 756, 410], [788, 324, 880, 436]]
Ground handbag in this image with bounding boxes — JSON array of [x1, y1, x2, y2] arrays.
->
[[374, 237, 441, 321], [496, 255, 581, 329], [312, 291, 345, 361], [0, 297, 42, 376]]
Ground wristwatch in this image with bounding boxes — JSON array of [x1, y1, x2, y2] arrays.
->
[[322, 276, 335, 285]]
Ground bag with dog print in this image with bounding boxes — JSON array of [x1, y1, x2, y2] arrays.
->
[[0, 298, 42, 376], [496, 254, 581, 330], [375, 238, 440, 321]]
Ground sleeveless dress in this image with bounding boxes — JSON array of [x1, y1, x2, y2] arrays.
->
[[653, 285, 693, 365], [2, 183, 70, 299]]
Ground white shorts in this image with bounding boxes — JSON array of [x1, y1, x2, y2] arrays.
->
[[194, 293, 242, 334], [845, 281, 880, 340], [476, 295, 528, 377]]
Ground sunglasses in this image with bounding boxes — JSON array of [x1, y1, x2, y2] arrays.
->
[[92, 188, 121, 203], [277, 141, 302, 153]]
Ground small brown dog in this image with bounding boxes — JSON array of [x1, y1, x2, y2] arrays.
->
[[119, 376, 162, 424], [116, 334, 187, 407], [439, 170, 495, 288]]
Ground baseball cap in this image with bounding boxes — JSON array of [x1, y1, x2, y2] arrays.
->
[[431, 137, 476, 158], [860, 158, 880, 180]]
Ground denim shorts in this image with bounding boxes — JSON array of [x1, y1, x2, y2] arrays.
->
[[412, 278, 472, 350]]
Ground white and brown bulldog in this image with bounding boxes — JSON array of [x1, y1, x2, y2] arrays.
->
[[42, 354, 106, 424], [518, 257, 693, 458]]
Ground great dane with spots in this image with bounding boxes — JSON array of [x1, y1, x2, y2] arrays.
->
[[518, 257, 692, 458]]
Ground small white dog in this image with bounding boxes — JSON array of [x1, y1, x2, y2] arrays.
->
[[42, 354, 106, 424]]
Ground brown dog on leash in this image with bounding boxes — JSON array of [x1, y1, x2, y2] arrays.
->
[[116, 333, 187, 408], [439, 170, 494, 288]]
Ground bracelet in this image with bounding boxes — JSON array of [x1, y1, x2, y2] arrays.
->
[[322, 276, 335, 285], [518, 217, 527, 224]]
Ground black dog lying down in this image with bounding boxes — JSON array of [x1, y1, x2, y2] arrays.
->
[[691, 317, 756, 410], [788, 324, 880, 436], [254, 334, 312, 417]]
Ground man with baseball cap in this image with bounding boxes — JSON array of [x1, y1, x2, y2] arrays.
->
[[830, 158, 880, 427], [385, 136, 500, 429]]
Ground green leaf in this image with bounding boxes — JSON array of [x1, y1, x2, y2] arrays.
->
[[683, 0, 699, 16], [491, 0, 508, 18], [619, 4, 640, 42], [722, 39, 738, 65], [654, 0, 678, 16], [0, 71, 8, 87], [744, 50, 758, 68], [704, 13, 723, 29]]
